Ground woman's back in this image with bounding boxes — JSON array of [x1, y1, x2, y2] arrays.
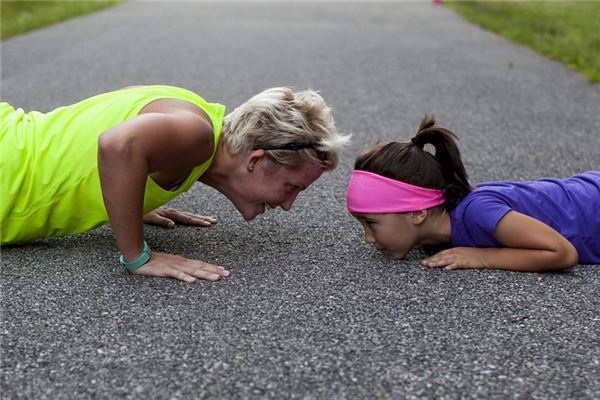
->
[[0, 85, 225, 244]]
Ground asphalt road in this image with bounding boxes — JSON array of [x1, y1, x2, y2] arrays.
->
[[2, 1, 599, 399]]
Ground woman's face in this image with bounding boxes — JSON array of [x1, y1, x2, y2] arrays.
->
[[235, 157, 324, 221], [352, 212, 420, 259]]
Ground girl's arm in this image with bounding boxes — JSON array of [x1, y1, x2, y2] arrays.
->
[[422, 211, 579, 272], [98, 111, 229, 282]]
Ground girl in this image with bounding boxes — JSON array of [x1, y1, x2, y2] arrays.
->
[[346, 115, 599, 272]]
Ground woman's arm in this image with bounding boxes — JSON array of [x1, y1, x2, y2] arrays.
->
[[422, 211, 579, 272], [98, 111, 229, 282]]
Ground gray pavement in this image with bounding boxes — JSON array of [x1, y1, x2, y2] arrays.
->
[[1, 1, 599, 399]]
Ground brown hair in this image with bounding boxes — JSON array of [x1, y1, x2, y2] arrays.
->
[[354, 114, 472, 210]]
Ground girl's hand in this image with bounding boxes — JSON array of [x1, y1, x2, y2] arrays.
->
[[132, 252, 230, 282], [422, 211, 578, 272], [421, 247, 488, 271], [143, 207, 217, 229]]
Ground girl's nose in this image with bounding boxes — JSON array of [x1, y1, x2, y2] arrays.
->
[[364, 229, 376, 244]]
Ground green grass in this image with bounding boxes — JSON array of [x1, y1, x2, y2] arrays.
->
[[1, 0, 123, 40], [445, 1, 600, 83]]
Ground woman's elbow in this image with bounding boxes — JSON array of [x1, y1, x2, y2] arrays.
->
[[98, 131, 132, 161]]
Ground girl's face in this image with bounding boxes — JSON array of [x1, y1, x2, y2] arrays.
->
[[352, 212, 421, 259]]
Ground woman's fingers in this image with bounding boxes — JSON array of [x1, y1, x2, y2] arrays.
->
[[143, 211, 175, 227], [147, 207, 218, 227], [133, 252, 230, 282], [176, 259, 230, 281], [172, 212, 217, 226], [169, 268, 199, 283], [152, 214, 176, 228]]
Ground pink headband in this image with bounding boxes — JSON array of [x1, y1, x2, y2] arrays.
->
[[346, 170, 446, 213]]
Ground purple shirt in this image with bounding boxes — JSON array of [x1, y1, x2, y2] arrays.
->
[[449, 171, 600, 263]]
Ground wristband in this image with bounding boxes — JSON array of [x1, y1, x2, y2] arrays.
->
[[119, 241, 152, 271]]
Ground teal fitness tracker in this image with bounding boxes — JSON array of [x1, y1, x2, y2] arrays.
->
[[119, 241, 152, 271]]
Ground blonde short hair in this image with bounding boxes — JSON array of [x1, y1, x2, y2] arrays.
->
[[222, 87, 350, 171]]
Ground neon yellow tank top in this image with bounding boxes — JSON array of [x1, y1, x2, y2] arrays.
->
[[0, 85, 225, 244]]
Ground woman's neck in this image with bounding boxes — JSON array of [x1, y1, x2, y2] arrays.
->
[[198, 141, 239, 197]]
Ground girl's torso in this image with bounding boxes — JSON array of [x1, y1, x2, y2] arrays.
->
[[449, 171, 600, 263]]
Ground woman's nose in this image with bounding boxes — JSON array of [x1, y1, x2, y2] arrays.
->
[[280, 192, 299, 211]]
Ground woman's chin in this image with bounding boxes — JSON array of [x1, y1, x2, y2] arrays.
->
[[240, 205, 264, 221], [242, 214, 256, 221], [242, 210, 258, 221]]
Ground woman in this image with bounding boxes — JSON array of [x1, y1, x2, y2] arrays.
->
[[1, 85, 349, 282]]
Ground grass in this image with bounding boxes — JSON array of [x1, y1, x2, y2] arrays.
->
[[1, 0, 123, 40], [445, 0, 600, 84]]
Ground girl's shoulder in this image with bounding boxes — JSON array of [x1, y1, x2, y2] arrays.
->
[[449, 189, 510, 248], [453, 189, 512, 227], [454, 170, 600, 229]]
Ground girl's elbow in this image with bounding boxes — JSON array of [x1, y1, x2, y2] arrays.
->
[[552, 243, 579, 270], [563, 244, 579, 268]]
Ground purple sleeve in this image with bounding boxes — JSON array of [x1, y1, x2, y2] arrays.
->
[[461, 194, 513, 247]]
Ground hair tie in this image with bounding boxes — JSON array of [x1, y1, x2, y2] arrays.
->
[[411, 136, 425, 149]]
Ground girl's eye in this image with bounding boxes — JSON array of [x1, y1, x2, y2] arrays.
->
[[366, 220, 377, 227]]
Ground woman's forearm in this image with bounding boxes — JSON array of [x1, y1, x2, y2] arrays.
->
[[98, 132, 149, 261]]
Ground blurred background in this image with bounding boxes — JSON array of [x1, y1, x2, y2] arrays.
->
[[3, 0, 598, 84]]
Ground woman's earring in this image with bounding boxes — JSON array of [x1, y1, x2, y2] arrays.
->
[[248, 164, 254, 172]]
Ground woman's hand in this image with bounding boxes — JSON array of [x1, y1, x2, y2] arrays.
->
[[143, 207, 217, 229], [132, 252, 230, 282]]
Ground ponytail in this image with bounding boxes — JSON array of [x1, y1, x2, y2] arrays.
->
[[412, 114, 472, 209], [354, 114, 472, 211]]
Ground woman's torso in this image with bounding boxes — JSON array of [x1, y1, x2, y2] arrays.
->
[[0, 85, 225, 244]]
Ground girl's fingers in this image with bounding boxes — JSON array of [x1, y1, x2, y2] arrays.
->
[[422, 258, 445, 268]]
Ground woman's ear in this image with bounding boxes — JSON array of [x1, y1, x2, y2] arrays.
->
[[409, 210, 428, 225], [247, 149, 265, 172]]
